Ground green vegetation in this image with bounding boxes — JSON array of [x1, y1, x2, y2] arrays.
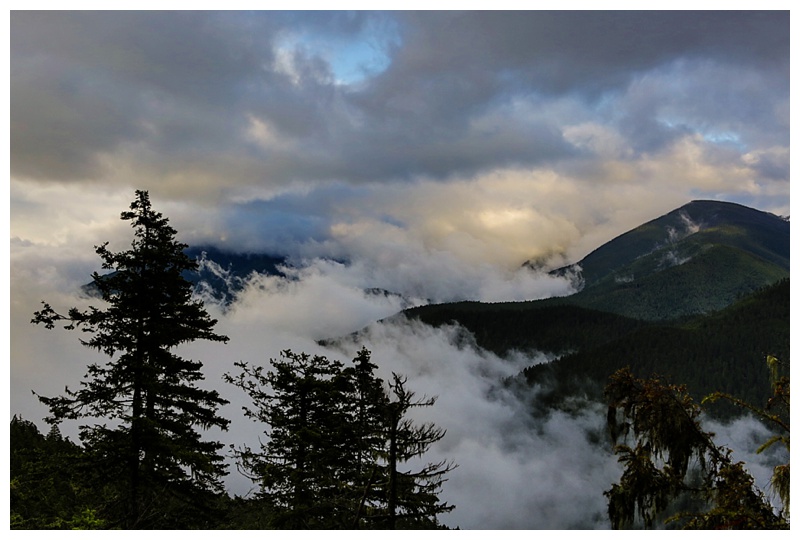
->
[[406, 302, 649, 357], [526, 279, 788, 415], [605, 357, 789, 529], [550, 243, 788, 320], [542, 200, 789, 320], [554, 200, 789, 289], [31, 191, 231, 528], [407, 277, 789, 419], [10, 416, 107, 529], [17, 191, 454, 529], [224, 348, 455, 529], [11, 348, 456, 529]]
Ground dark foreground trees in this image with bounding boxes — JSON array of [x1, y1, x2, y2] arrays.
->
[[10, 416, 106, 529], [604, 356, 789, 529], [31, 190, 231, 528], [383, 373, 455, 529], [225, 347, 456, 529]]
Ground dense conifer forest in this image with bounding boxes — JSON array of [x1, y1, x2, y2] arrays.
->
[[519, 279, 789, 418]]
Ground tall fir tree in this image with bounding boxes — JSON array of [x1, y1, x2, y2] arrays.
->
[[224, 350, 348, 528], [32, 190, 230, 529], [381, 373, 455, 529], [339, 347, 390, 527]]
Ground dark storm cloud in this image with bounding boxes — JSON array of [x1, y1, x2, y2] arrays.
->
[[11, 11, 280, 180], [10, 10, 789, 192], [352, 10, 789, 166], [358, 11, 788, 117], [10, 11, 280, 109]]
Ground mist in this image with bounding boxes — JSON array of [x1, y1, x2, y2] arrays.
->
[[182, 262, 618, 529], [10, 239, 787, 529], [186, 260, 787, 529]]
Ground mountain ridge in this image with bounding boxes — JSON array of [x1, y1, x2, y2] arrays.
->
[[178, 199, 788, 321], [533, 199, 789, 319], [546, 199, 789, 288], [519, 278, 789, 418]]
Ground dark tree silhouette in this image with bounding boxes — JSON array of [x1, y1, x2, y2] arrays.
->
[[225, 349, 456, 529], [224, 350, 348, 528], [605, 359, 789, 529], [32, 190, 230, 528], [382, 373, 455, 529]]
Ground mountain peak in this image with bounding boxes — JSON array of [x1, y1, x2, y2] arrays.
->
[[541, 199, 789, 320]]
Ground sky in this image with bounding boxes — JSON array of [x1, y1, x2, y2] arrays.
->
[[5, 6, 793, 530]]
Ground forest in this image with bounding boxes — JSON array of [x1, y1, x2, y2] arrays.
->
[[408, 278, 789, 418], [10, 192, 789, 529], [11, 346, 454, 530]]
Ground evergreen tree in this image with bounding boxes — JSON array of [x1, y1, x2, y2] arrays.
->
[[225, 349, 456, 529], [380, 373, 455, 529], [224, 350, 348, 528], [339, 347, 390, 527], [32, 190, 230, 529], [10, 416, 105, 529]]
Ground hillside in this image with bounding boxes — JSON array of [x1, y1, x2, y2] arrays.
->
[[185, 246, 288, 302], [404, 302, 650, 358], [404, 277, 789, 418], [549, 199, 789, 286], [519, 278, 789, 418], [542, 200, 789, 320], [167, 200, 789, 415], [82, 245, 289, 303], [399, 200, 790, 418]]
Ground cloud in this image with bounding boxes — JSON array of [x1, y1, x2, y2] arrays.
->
[[11, 224, 786, 529], [617, 59, 789, 155], [360, 11, 788, 121], [184, 273, 621, 529], [702, 415, 789, 512], [8, 12, 790, 528], [10, 12, 277, 181], [10, 11, 789, 212], [327, 318, 620, 529], [9, 223, 588, 529]]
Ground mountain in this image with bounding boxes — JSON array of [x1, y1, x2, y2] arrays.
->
[[82, 246, 290, 303], [184, 246, 288, 302], [519, 278, 789, 418], [405, 200, 788, 353], [182, 201, 787, 319], [403, 301, 650, 358], [403, 278, 788, 419], [537, 200, 789, 320], [184, 248, 416, 308], [399, 200, 790, 418], [549, 200, 788, 285]]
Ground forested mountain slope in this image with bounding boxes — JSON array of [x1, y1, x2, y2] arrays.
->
[[520, 278, 789, 418], [404, 276, 788, 418], [403, 302, 650, 357], [541, 200, 789, 320]]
